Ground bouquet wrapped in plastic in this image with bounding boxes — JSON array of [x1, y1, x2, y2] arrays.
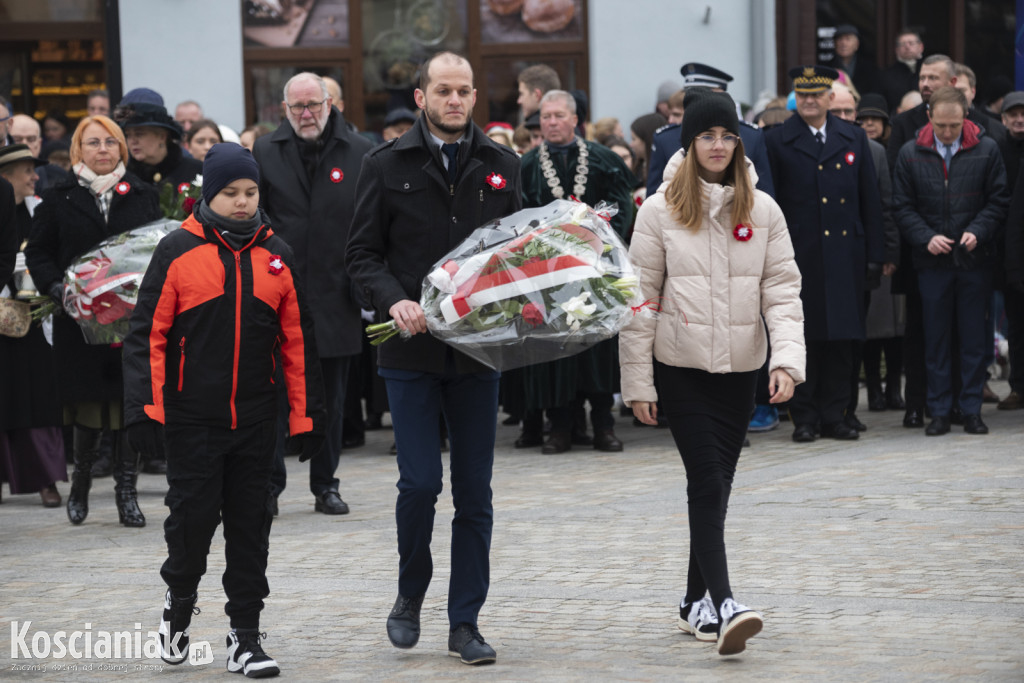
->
[[33, 218, 179, 344], [368, 199, 639, 371]]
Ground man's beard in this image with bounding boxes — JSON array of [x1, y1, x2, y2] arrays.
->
[[291, 111, 328, 140], [424, 103, 472, 135]]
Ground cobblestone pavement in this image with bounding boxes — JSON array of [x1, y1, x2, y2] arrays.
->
[[2, 380, 1022, 682]]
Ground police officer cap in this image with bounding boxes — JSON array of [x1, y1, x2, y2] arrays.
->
[[788, 65, 839, 94], [679, 63, 733, 91]]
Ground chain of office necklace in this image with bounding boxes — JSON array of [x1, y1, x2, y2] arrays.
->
[[539, 137, 588, 199]]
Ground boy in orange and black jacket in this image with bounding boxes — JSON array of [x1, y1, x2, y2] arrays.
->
[[122, 144, 325, 677]]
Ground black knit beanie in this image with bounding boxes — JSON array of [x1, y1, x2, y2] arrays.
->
[[680, 92, 740, 152], [202, 143, 260, 203]]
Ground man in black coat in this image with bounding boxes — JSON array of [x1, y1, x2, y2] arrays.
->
[[0, 177, 15, 283], [880, 30, 924, 113], [824, 24, 883, 99], [765, 66, 886, 443], [892, 86, 1009, 435], [346, 51, 521, 665], [253, 72, 373, 515]]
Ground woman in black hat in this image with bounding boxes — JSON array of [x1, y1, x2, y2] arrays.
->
[[620, 93, 805, 656], [24, 115, 161, 527], [113, 101, 202, 190], [0, 145, 65, 509]]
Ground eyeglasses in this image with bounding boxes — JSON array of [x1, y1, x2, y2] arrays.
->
[[83, 138, 120, 150], [0, 115, 11, 123], [287, 99, 326, 115], [12, 135, 40, 144], [694, 134, 740, 148]]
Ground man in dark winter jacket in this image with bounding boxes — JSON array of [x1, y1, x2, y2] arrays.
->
[[892, 86, 1009, 436], [253, 72, 373, 515], [347, 51, 521, 666]]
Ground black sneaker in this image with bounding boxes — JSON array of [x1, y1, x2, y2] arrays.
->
[[678, 596, 719, 641], [386, 594, 424, 649], [226, 629, 279, 678], [448, 624, 496, 665], [717, 598, 763, 656], [159, 590, 199, 664]]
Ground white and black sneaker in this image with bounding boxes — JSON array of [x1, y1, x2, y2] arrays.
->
[[226, 629, 280, 678], [717, 597, 763, 655], [678, 595, 719, 641], [159, 590, 199, 664]]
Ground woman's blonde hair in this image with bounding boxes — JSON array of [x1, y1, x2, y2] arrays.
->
[[663, 138, 754, 230], [70, 115, 129, 168]]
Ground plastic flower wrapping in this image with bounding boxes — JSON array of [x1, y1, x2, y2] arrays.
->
[[41, 218, 179, 344], [367, 199, 640, 371]]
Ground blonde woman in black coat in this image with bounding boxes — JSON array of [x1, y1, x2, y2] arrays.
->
[[25, 115, 160, 527]]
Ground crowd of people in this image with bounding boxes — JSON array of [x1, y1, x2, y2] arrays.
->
[[1, 27, 1023, 671]]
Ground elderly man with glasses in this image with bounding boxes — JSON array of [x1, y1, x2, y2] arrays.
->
[[252, 72, 373, 516], [9, 114, 68, 193]]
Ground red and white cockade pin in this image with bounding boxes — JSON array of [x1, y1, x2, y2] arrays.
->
[[485, 172, 506, 190], [268, 255, 284, 275], [115, 181, 130, 195], [845, 151, 856, 165], [733, 224, 753, 241], [329, 168, 344, 183], [177, 182, 191, 194]]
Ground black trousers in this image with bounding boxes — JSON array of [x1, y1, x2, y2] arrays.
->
[[902, 277, 927, 412], [161, 421, 276, 630], [655, 361, 756, 613], [1005, 286, 1024, 395], [790, 339, 853, 428]]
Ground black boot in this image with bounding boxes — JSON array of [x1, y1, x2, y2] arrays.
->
[[68, 426, 101, 525], [866, 378, 886, 412], [113, 430, 146, 528]]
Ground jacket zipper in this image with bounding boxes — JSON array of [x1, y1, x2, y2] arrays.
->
[[177, 337, 186, 391], [230, 252, 242, 429]]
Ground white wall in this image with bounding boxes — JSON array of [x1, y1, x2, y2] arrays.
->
[[588, 0, 776, 138], [119, 1, 246, 133]]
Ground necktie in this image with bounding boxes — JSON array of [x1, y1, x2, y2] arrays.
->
[[943, 146, 953, 171], [815, 131, 825, 147], [442, 142, 459, 184]]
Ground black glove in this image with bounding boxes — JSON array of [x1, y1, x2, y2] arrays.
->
[[47, 282, 67, 318], [865, 262, 882, 291], [127, 420, 166, 459], [286, 433, 325, 463]]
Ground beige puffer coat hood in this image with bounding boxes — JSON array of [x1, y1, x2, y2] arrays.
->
[[619, 149, 805, 405]]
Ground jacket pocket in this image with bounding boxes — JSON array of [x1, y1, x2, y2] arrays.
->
[[177, 337, 186, 392]]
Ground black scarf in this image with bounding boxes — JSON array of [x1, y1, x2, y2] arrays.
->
[[195, 198, 263, 251]]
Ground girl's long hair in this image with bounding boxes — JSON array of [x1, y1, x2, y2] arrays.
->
[[663, 138, 755, 230]]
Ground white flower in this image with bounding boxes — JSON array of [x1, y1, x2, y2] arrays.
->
[[557, 292, 597, 331], [192, 174, 203, 187]]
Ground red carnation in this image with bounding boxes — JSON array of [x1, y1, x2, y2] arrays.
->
[[182, 197, 196, 215], [178, 182, 191, 194], [522, 301, 545, 327]]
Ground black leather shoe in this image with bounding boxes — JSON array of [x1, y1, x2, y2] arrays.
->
[[541, 432, 571, 454], [843, 412, 867, 432], [950, 407, 964, 425], [925, 416, 951, 436], [903, 409, 924, 428], [314, 491, 349, 515], [792, 424, 817, 443], [342, 433, 365, 449], [867, 387, 886, 412], [962, 414, 989, 434], [364, 413, 383, 430], [821, 422, 859, 440], [448, 624, 496, 665], [886, 388, 905, 410], [386, 594, 424, 649], [514, 432, 543, 448], [592, 429, 623, 452]]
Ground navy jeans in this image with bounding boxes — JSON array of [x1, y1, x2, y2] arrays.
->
[[381, 358, 500, 628], [918, 267, 992, 416]]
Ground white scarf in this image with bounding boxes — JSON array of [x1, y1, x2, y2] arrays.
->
[[74, 160, 126, 198]]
